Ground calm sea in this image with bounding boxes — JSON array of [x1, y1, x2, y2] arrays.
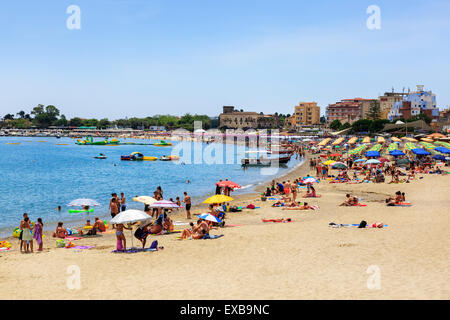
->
[[0, 137, 303, 235]]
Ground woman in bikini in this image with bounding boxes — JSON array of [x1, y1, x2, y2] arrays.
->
[[53, 222, 68, 239], [21, 217, 34, 253], [116, 223, 132, 250]]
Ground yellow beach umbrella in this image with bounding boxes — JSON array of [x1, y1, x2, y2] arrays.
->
[[391, 137, 401, 142], [133, 196, 157, 205], [203, 195, 234, 204], [323, 160, 336, 165]]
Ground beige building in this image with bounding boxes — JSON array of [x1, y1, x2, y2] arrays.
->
[[293, 102, 320, 130], [378, 92, 407, 119], [218, 106, 279, 130]]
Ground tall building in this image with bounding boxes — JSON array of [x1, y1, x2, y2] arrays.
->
[[218, 106, 279, 130], [388, 85, 438, 121], [378, 92, 406, 119], [293, 102, 320, 130]]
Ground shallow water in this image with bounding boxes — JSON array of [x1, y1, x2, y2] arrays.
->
[[0, 137, 302, 235]]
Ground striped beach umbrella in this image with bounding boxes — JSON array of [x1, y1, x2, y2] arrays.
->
[[197, 213, 222, 223]]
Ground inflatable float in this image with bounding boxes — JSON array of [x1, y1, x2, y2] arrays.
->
[[69, 209, 94, 213], [159, 155, 179, 161], [94, 153, 107, 159], [153, 140, 172, 147], [76, 135, 120, 145]]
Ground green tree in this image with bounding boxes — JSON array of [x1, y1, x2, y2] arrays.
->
[[341, 122, 351, 129], [98, 118, 111, 129], [329, 119, 342, 130], [367, 101, 381, 120], [369, 119, 390, 132], [352, 119, 372, 133], [69, 117, 83, 127], [407, 113, 432, 124]]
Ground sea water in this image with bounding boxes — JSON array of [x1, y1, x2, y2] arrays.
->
[[0, 137, 303, 235]]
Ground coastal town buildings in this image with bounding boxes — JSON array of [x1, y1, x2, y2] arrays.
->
[[326, 98, 375, 124], [378, 91, 406, 119], [218, 106, 279, 130], [292, 102, 320, 130], [388, 85, 439, 121]]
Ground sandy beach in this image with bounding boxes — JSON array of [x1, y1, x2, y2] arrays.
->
[[1, 155, 449, 300]]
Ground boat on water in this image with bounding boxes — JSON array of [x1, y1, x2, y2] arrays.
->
[[154, 140, 172, 147], [159, 155, 180, 161], [94, 153, 107, 159], [241, 154, 292, 166]]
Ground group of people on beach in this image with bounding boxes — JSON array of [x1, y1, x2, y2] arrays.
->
[[17, 213, 43, 253]]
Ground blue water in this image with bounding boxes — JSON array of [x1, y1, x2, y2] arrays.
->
[[0, 137, 302, 235]]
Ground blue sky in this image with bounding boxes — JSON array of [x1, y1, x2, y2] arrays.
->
[[0, 0, 449, 119]]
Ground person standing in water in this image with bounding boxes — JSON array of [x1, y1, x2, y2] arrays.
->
[[183, 192, 191, 219]]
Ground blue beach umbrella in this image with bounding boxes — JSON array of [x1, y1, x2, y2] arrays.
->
[[197, 213, 222, 223], [435, 147, 450, 154], [354, 159, 365, 162], [433, 155, 445, 161], [365, 151, 380, 157], [389, 150, 405, 156], [411, 148, 431, 155]]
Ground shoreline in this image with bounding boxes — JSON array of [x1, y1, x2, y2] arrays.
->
[[0, 141, 307, 240], [1, 151, 448, 299]]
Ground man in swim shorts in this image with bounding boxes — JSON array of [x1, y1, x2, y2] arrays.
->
[[183, 192, 191, 219]]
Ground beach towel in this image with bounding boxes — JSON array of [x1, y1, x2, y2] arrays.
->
[[112, 240, 160, 253], [225, 224, 242, 227], [67, 245, 95, 250], [387, 202, 412, 207], [329, 222, 388, 228], [262, 219, 293, 223], [203, 234, 224, 239], [65, 236, 83, 241]]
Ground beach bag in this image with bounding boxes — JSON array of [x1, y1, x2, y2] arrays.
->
[[358, 221, 367, 228], [246, 204, 255, 209], [56, 239, 66, 248]]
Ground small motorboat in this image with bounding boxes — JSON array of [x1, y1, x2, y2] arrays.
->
[[94, 153, 107, 159]]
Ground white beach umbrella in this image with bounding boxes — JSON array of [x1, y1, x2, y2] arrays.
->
[[150, 200, 182, 209], [365, 159, 381, 165], [197, 213, 222, 223], [110, 209, 152, 248], [67, 198, 100, 207]]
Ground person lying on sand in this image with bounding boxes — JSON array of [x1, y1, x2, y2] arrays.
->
[[282, 202, 314, 210]]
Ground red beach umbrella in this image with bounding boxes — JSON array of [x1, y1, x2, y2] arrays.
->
[[377, 157, 389, 163], [329, 153, 342, 157], [217, 180, 242, 189]]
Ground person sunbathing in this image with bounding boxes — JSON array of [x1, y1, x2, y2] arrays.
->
[[180, 222, 196, 240], [53, 222, 68, 238], [282, 202, 314, 210], [93, 217, 106, 232], [340, 194, 357, 206], [386, 191, 403, 206]]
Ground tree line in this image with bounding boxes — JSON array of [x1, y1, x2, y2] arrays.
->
[[1, 105, 214, 131]]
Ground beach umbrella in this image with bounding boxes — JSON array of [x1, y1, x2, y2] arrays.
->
[[365, 151, 380, 157], [150, 200, 181, 208], [364, 159, 381, 165], [435, 162, 445, 166], [197, 213, 222, 223], [302, 177, 319, 184], [329, 153, 342, 157], [67, 198, 100, 207], [377, 157, 389, 163], [204, 195, 234, 204], [446, 157, 450, 161], [389, 150, 405, 156], [216, 180, 242, 189], [332, 162, 347, 169], [110, 209, 152, 248], [411, 148, 431, 156], [435, 147, 450, 154], [323, 160, 336, 165], [354, 159, 365, 162], [432, 155, 445, 161], [133, 196, 157, 205]]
